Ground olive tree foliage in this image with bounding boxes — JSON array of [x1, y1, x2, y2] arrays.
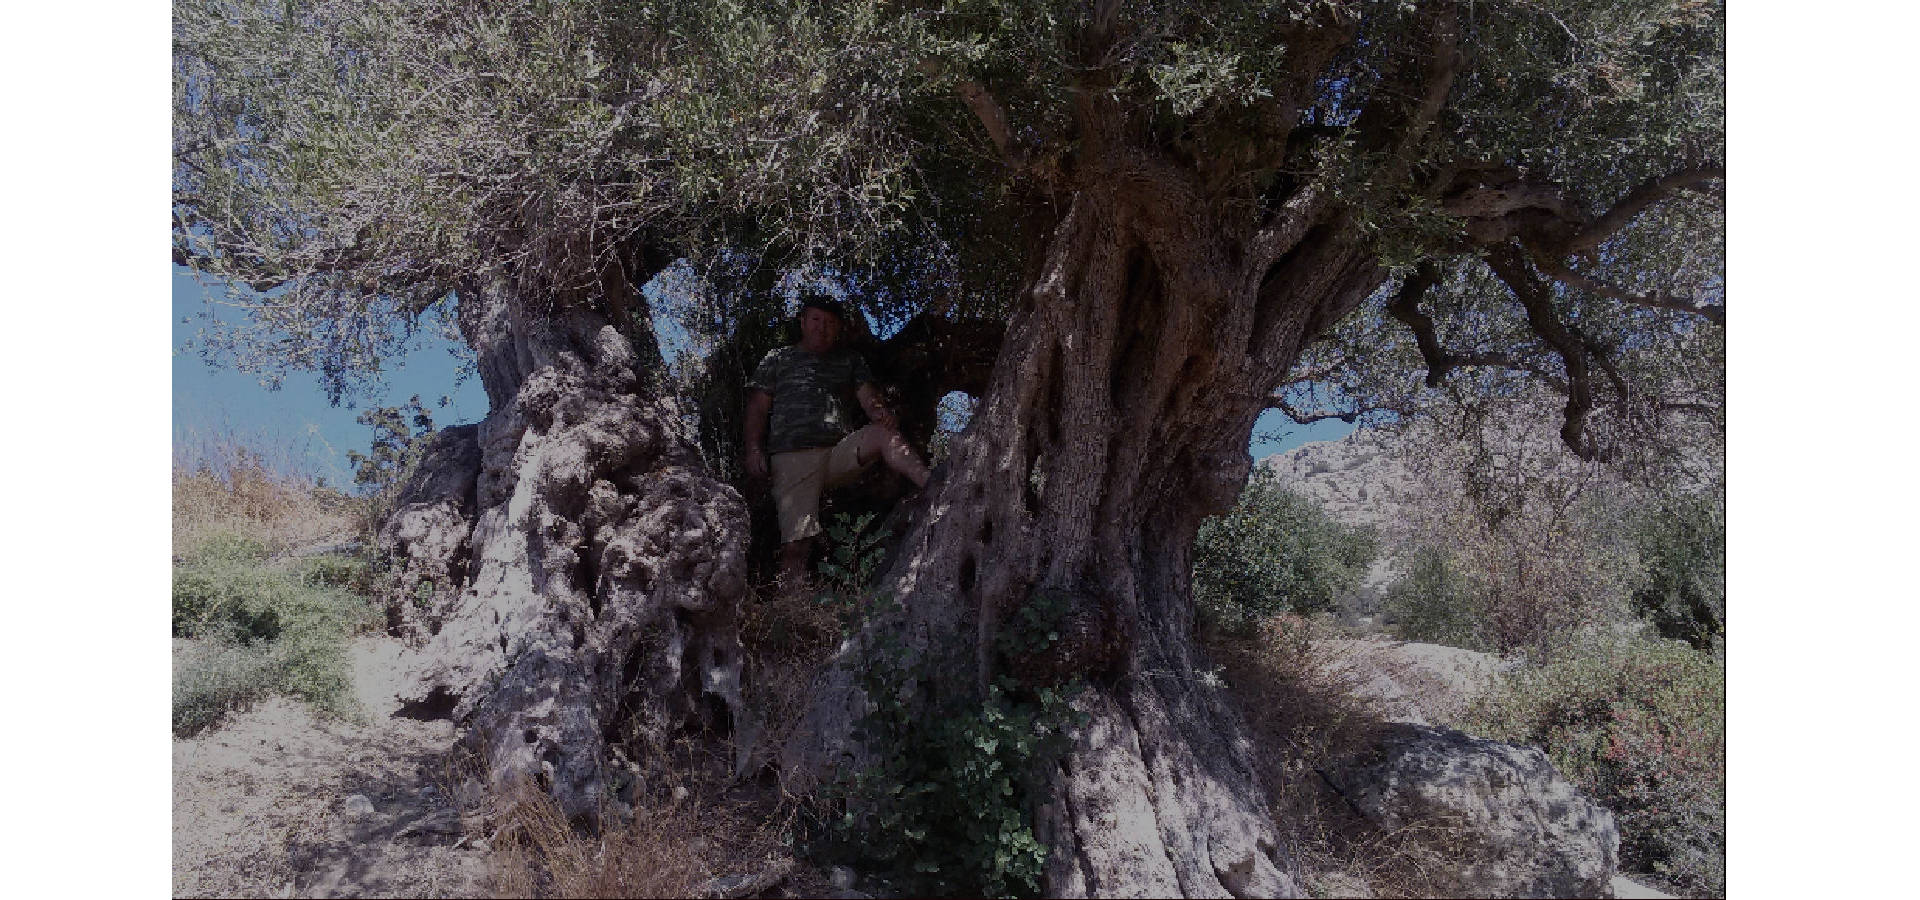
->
[[176, 0, 1723, 452], [173, 0, 965, 397]]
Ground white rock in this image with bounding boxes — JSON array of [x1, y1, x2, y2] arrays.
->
[[341, 794, 376, 818]]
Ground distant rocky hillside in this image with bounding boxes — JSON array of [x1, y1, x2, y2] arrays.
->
[[1257, 430, 1419, 531], [1257, 431, 1419, 626]]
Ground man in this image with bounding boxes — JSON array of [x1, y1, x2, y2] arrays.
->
[[745, 297, 931, 592]]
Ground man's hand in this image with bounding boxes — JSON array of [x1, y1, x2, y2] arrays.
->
[[856, 383, 897, 431], [745, 446, 769, 480]]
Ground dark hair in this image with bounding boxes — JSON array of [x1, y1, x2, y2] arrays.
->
[[797, 295, 850, 327]]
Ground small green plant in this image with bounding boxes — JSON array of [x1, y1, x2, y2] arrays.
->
[[1192, 470, 1378, 634], [1459, 634, 1724, 896], [172, 641, 281, 734], [814, 630, 1082, 897], [345, 395, 440, 535], [1383, 547, 1490, 651], [815, 512, 893, 632], [172, 533, 294, 643], [805, 529, 1084, 897], [172, 535, 382, 735]]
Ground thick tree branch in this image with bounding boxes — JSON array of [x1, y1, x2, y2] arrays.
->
[[1445, 163, 1725, 268], [1531, 252, 1726, 325], [1264, 395, 1365, 424], [955, 79, 1026, 172], [1440, 174, 1582, 225], [1384, 264, 1573, 393], [1561, 165, 1725, 255], [1353, 1, 1461, 158], [1486, 245, 1601, 460], [1401, 4, 1462, 156], [1385, 262, 1449, 386]]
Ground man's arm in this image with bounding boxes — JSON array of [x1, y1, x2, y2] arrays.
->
[[744, 389, 773, 478], [855, 382, 897, 430]]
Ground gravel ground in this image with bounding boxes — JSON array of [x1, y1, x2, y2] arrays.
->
[[172, 637, 491, 898]]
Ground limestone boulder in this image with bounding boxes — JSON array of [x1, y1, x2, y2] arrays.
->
[[1329, 723, 1619, 898]]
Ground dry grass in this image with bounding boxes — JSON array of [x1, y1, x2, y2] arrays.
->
[[1206, 614, 1480, 899], [474, 738, 829, 899], [172, 432, 361, 557], [738, 590, 845, 774], [486, 777, 713, 898]]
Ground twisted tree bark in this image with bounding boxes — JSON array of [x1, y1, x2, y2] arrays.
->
[[392, 279, 751, 826], [787, 158, 1387, 897]]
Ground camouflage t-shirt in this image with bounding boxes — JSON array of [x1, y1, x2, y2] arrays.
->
[[748, 345, 876, 453]]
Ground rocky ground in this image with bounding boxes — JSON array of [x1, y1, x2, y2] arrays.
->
[[172, 637, 492, 899], [1321, 636, 1678, 900]]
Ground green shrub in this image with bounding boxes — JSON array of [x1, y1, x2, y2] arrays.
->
[[172, 555, 297, 643], [172, 641, 281, 734], [297, 552, 376, 592], [185, 529, 271, 564], [1629, 493, 1725, 650], [1383, 547, 1489, 651], [806, 528, 1082, 898], [816, 512, 894, 632], [814, 636, 1081, 898], [1193, 471, 1377, 633], [171, 547, 381, 735], [1460, 635, 1724, 897]]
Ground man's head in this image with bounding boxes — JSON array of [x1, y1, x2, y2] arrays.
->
[[796, 296, 849, 352]]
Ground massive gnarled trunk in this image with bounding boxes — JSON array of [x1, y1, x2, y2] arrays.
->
[[389, 278, 750, 826], [788, 161, 1386, 896]]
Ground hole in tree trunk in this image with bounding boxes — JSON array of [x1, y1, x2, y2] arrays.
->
[[701, 693, 731, 737], [575, 543, 600, 615], [959, 553, 977, 596]]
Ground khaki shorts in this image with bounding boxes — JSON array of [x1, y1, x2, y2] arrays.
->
[[770, 429, 874, 543]]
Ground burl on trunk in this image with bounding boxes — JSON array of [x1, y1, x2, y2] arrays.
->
[[387, 281, 751, 826]]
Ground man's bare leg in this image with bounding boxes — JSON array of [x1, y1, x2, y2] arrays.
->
[[855, 424, 931, 488]]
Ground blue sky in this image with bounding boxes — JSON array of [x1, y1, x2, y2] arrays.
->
[[171, 266, 489, 486], [172, 265, 1351, 487]]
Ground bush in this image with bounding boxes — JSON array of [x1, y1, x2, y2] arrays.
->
[[1459, 635, 1724, 897], [805, 530, 1082, 898], [171, 538, 381, 735], [172, 641, 282, 734], [1383, 547, 1489, 651], [172, 533, 295, 642], [1193, 471, 1377, 634], [812, 634, 1080, 898], [1629, 492, 1725, 650]]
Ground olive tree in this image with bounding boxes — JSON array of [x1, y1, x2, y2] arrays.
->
[[174, 1, 1723, 894]]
